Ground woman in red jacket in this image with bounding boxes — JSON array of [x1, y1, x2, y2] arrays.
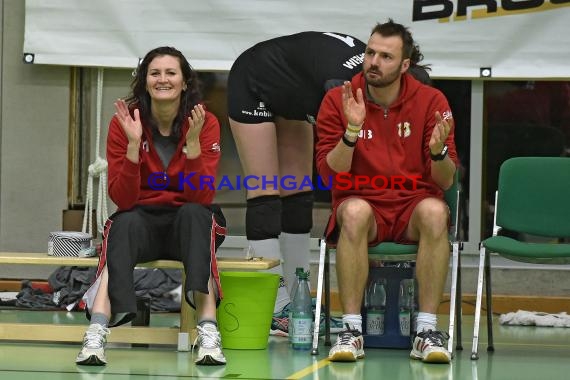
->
[[76, 47, 226, 366]]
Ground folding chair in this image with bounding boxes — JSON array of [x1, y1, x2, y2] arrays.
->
[[311, 172, 463, 356], [471, 157, 570, 360]]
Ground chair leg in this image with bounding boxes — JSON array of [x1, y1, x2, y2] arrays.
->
[[311, 239, 327, 355], [447, 242, 459, 356], [131, 296, 151, 348], [178, 274, 194, 352], [471, 245, 486, 360], [455, 246, 463, 351], [324, 244, 331, 346], [484, 249, 494, 352]]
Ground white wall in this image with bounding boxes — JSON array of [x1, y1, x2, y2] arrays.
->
[[0, 2, 131, 278], [0, 1, 66, 277], [1, 1, 69, 252]]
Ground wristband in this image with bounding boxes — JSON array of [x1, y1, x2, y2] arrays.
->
[[430, 145, 448, 161], [344, 130, 359, 138], [347, 123, 363, 134], [342, 134, 357, 147]]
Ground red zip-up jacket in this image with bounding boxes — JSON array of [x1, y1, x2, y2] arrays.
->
[[106, 109, 221, 211], [316, 72, 458, 207]]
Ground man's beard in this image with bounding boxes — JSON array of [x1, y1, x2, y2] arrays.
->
[[364, 62, 403, 88]]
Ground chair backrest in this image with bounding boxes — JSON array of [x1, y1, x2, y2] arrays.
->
[[496, 157, 570, 237]]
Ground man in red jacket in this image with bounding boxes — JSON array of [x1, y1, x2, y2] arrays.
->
[[315, 19, 458, 364]]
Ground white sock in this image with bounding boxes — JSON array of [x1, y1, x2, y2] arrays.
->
[[279, 232, 311, 296], [416, 312, 437, 333], [249, 239, 290, 313], [342, 314, 363, 333]]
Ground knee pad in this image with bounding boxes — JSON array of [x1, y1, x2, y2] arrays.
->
[[246, 195, 282, 240], [281, 191, 314, 234]]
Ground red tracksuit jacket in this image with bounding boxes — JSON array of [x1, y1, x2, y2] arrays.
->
[[106, 109, 221, 210], [316, 72, 459, 207]]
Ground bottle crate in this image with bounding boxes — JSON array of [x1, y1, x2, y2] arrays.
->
[[361, 264, 416, 349]]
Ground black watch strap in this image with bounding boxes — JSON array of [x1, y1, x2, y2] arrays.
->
[[342, 134, 357, 147], [430, 144, 448, 161]]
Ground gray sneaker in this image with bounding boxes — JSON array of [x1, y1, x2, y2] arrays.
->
[[194, 322, 226, 365], [75, 324, 110, 366]]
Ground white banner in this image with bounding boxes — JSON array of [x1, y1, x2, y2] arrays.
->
[[24, 0, 570, 78]]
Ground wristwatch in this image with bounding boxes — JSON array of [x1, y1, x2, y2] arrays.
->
[[430, 145, 448, 161], [342, 134, 357, 147]]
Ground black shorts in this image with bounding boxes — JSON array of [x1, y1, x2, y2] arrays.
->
[[227, 32, 366, 124], [227, 49, 276, 124]]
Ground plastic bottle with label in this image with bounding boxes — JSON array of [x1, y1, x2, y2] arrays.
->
[[399, 279, 413, 336], [411, 278, 419, 336], [366, 278, 386, 335], [289, 267, 304, 304], [288, 267, 304, 342], [290, 271, 313, 350]]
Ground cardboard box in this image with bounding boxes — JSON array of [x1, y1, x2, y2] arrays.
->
[[62, 209, 97, 239]]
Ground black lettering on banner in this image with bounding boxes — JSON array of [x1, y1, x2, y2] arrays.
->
[[413, 0, 568, 21], [502, 0, 542, 11], [413, 0, 454, 21], [457, 0, 497, 17]]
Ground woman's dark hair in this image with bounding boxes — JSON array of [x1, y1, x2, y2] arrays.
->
[[124, 46, 201, 138]]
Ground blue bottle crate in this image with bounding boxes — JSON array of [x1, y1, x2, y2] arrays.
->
[[362, 264, 415, 349]]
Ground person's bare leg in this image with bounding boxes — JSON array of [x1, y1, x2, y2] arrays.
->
[[275, 117, 314, 293], [229, 118, 280, 199], [76, 266, 111, 365], [328, 198, 377, 362], [406, 198, 451, 363], [192, 277, 226, 365], [405, 198, 450, 315], [275, 118, 313, 197], [335, 199, 377, 316], [193, 277, 217, 321], [229, 118, 288, 312], [91, 266, 111, 318]]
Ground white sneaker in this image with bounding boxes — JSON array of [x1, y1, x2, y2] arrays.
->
[[75, 324, 110, 365], [328, 326, 365, 362], [410, 330, 451, 363], [194, 322, 226, 365]]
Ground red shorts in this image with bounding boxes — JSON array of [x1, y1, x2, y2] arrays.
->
[[324, 194, 436, 246]]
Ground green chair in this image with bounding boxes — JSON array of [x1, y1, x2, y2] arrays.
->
[[471, 157, 570, 360], [311, 172, 463, 356]]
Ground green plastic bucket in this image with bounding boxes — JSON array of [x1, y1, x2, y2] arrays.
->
[[217, 272, 279, 349]]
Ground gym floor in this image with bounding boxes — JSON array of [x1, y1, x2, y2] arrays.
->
[[0, 311, 569, 379]]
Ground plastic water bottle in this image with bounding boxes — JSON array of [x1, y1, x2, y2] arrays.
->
[[289, 267, 304, 303], [288, 267, 304, 342], [290, 271, 313, 350], [399, 279, 413, 336], [411, 278, 419, 335], [366, 278, 386, 335]]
